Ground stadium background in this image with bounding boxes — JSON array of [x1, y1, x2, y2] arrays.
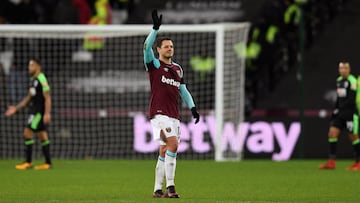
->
[[0, 0, 359, 160]]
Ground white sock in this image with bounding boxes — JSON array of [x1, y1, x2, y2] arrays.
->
[[154, 156, 165, 192], [165, 150, 177, 188]]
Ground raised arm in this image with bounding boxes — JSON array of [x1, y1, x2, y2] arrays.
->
[[143, 29, 159, 70], [143, 10, 162, 71]]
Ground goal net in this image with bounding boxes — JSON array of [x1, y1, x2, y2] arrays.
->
[[0, 24, 249, 161]]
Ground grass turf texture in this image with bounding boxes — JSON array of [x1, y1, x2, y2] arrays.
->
[[0, 160, 359, 203]]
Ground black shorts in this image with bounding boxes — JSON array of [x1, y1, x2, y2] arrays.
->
[[27, 113, 47, 132], [330, 111, 359, 134]]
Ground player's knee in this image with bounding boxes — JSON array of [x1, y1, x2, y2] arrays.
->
[[37, 131, 49, 141], [328, 127, 340, 138], [23, 128, 33, 139], [349, 134, 359, 141], [159, 145, 167, 156], [328, 133, 338, 138], [169, 145, 178, 153], [166, 137, 178, 152]]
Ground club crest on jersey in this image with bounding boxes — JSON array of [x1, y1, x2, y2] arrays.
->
[[166, 127, 172, 133], [161, 75, 180, 87], [164, 67, 169, 72]]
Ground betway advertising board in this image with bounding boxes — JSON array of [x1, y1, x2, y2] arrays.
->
[[134, 114, 300, 161], [132, 112, 355, 160]]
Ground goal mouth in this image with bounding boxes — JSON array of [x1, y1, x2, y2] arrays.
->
[[0, 23, 249, 161]]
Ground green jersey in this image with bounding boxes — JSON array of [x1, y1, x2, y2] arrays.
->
[[356, 76, 360, 114], [336, 74, 357, 112], [28, 72, 50, 114]]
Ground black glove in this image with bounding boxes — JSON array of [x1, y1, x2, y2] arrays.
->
[[191, 107, 200, 124], [151, 9, 162, 30]]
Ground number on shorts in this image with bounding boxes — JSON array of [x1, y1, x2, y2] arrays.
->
[[347, 121, 354, 132], [27, 115, 34, 124]]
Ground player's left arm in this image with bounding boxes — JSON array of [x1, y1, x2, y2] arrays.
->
[[349, 75, 357, 100], [41, 77, 51, 124], [356, 76, 360, 114], [180, 79, 200, 124], [43, 91, 51, 125]]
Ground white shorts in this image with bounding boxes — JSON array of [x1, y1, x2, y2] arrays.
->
[[150, 114, 180, 146]]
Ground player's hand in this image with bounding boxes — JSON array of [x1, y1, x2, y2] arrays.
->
[[5, 105, 17, 116], [152, 9, 162, 30], [43, 113, 51, 124], [191, 107, 200, 124]]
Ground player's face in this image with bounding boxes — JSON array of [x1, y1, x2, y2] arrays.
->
[[338, 63, 350, 77], [157, 40, 174, 59], [28, 60, 39, 76]]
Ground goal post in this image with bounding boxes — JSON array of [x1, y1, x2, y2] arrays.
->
[[0, 23, 250, 161], [214, 24, 249, 161]]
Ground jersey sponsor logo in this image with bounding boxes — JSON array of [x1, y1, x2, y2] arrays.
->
[[161, 75, 180, 87], [346, 121, 354, 131]]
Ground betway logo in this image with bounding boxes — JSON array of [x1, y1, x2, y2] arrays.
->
[[133, 114, 301, 161], [161, 75, 180, 87]]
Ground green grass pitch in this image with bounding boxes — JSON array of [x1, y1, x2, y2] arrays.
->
[[0, 159, 359, 203]]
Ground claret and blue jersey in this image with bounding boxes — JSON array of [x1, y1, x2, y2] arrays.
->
[[143, 29, 195, 119]]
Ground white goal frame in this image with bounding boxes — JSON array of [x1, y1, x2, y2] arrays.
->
[[0, 23, 250, 161]]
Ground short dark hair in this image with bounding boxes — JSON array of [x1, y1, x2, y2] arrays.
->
[[156, 37, 172, 48], [30, 57, 42, 67], [339, 61, 350, 67], [339, 60, 349, 63]]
